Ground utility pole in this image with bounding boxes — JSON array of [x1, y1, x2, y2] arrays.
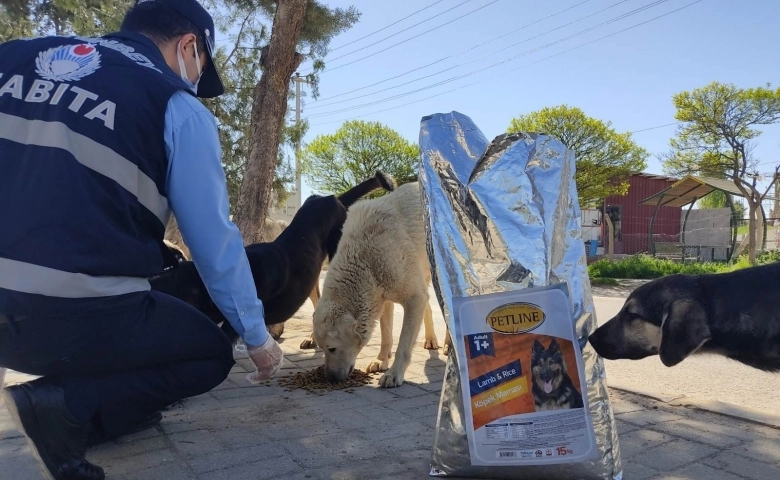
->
[[292, 72, 310, 211], [773, 171, 780, 218]]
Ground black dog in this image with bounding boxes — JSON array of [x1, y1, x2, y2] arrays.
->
[[149, 172, 394, 342], [588, 261, 780, 372], [163, 240, 188, 264], [531, 338, 584, 411]]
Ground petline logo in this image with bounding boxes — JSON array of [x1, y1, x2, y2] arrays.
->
[[35, 44, 101, 82], [486, 302, 546, 334]]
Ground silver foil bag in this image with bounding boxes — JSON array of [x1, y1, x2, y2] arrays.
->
[[419, 112, 622, 479]]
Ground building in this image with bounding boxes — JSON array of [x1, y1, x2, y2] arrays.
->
[[601, 173, 681, 255], [268, 187, 301, 224]]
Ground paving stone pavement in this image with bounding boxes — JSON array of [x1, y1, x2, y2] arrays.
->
[[2, 307, 779, 479]]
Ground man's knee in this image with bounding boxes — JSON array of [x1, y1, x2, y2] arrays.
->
[[211, 337, 235, 387], [216, 340, 236, 383], [191, 353, 234, 395], [219, 343, 236, 377]]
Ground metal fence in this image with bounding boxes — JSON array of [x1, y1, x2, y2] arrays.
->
[[588, 213, 780, 262]]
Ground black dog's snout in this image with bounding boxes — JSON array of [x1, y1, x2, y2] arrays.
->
[[588, 328, 617, 359], [587, 330, 601, 348]]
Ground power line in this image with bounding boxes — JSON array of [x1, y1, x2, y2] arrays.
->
[[299, 0, 476, 73], [216, 1, 449, 48], [318, 0, 476, 67], [629, 122, 680, 133], [305, 0, 502, 75], [308, 0, 627, 110], [627, 125, 778, 170], [327, 0, 478, 63], [752, 159, 780, 168], [307, 0, 704, 128], [307, 0, 667, 117], [237, 0, 475, 56], [328, 0, 449, 52], [310, 0, 594, 104], [306, 0, 674, 119]]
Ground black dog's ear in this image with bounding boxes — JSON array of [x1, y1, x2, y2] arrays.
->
[[659, 299, 711, 367], [547, 338, 561, 353], [532, 339, 544, 355]]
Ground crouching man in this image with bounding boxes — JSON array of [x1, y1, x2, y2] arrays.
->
[[0, 1, 282, 479]]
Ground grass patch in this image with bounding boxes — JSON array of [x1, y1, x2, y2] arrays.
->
[[588, 251, 780, 280], [589, 277, 619, 287]]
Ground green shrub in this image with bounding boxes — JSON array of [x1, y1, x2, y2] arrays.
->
[[589, 277, 619, 287], [731, 249, 780, 269], [588, 251, 780, 280], [588, 254, 730, 279]]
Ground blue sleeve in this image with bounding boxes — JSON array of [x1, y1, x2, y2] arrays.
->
[[163, 91, 269, 347]]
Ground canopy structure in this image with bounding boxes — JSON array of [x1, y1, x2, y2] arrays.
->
[[638, 176, 744, 207], [637, 175, 748, 261]]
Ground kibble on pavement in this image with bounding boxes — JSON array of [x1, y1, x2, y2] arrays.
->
[[274, 366, 379, 394]]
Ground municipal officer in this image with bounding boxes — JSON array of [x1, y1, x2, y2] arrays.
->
[[0, 1, 283, 479]]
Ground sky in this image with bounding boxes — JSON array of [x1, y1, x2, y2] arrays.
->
[[273, 0, 780, 200]]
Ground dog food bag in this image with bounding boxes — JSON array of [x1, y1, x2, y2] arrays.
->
[[418, 112, 622, 480]]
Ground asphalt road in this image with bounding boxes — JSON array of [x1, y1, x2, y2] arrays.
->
[[593, 295, 780, 415]]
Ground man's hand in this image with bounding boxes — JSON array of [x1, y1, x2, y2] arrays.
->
[[245, 335, 284, 383]]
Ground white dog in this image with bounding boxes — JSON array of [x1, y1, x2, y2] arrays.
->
[[312, 181, 441, 388]]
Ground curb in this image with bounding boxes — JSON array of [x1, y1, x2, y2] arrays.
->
[[608, 382, 780, 430]]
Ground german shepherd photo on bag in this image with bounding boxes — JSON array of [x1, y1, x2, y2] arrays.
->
[[531, 338, 584, 412]]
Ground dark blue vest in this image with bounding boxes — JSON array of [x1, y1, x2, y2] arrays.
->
[[0, 31, 193, 313]]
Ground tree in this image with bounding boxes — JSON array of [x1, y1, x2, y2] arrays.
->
[[201, 0, 359, 217], [301, 120, 418, 196], [661, 82, 780, 265], [232, 0, 308, 244], [507, 105, 649, 207], [1, 0, 360, 221], [0, 0, 131, 39], [226, 0, 360, 243]]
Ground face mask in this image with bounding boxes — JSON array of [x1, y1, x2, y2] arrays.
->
[[176, 39, 202, 94]]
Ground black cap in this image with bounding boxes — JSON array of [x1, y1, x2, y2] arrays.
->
[[135, 0, 224, 98]]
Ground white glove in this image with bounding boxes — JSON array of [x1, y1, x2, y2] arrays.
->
[[238, 335, 284, 384]]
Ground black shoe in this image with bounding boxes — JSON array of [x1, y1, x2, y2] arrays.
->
[[1, 380, 105, 480], [86, 411, 162, 447]]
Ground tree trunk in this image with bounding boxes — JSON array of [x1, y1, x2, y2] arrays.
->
[[604, 214, 614, 260], [233, 0, 307, 244], [747, 201, 758, 265]]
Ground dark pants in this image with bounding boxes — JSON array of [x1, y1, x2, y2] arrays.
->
[[0, 291, 234, 438]]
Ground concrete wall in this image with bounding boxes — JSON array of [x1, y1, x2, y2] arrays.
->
[[682, 208, 731, 261], [581, 209, 601, 243], [268, 188, 301, 224]]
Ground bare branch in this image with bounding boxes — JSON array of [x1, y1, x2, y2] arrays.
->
[[223, 12, 253, 68], [761, 164, 780, 198]]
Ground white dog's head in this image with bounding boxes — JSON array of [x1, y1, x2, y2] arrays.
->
[[312, 299, 372, 382]]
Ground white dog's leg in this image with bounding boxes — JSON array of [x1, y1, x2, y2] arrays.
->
[[422, 303, 439, 350], [380, 295, 426, 388], [367, 302, 394, 373], [443, 327, 453, 356], [309, 282, 320, 309], [299, 333, 317, 350]]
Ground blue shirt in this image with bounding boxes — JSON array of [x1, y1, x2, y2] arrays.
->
[[162, 90, 269, 348]]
